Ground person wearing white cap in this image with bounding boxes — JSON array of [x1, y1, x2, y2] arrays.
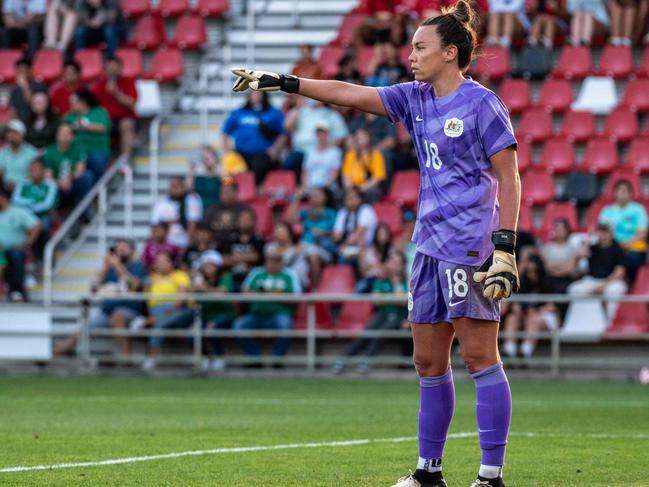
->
[[0, 119, 38, 190]]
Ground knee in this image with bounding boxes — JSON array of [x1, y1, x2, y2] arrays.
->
[[276, 314, 293, 330], [120, 118, 135, 132], [412, 352, 449, 377], [460, 345, 493, 374], [110, 312, 127, 328]]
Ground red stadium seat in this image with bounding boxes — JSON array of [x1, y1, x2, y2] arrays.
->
[[603, 168, 643, 199], [121, 0, 150, 17], [552, 46, 592, 80], [335, 13, 367, 47], [499, 79, 531, 114], [234, 171, 256, 202], [0, 49, 24, 84], [170, 14, 207, 49], [318, 45, 344, 78], [518, 204, 534, 234], [261, 170, 296, 208], [74, 48, 102, 83], [621, 79, 649, 113], [0, 104, 12, 124], [129, 14, 166, 50], [537, 78, 572, 113], [602, 108, 639, 143], [538, 202, 579, 241], [146, 48, 184, 83], [626, 138, 649, 174], [516, 107, 553, 143], [356, 46, 375, 78], [539, 138, 575, 174], [33, 49, 63, 84], [400, 46, 411, 71], [583, 196, 613, 231], [596, 45, 633, 78], [336, 301, 374, 331], [635, 47, 649, 78], [582, 138, 619, 175], [608, 302, 649, 335], [316, 265, 355, 293], [388, 170, 419, 208], [294, 303, 333, 330], [115, 49, 143, 79], [248, 198, 273, 238], [521, 169, 555, 206], [516, 140, 532, 173], [472, 46, 510, 80], [157, 0, 188, 16], [193, 0, 229, 17], [631, 265, 649, 295], [559, 110, 596, 143], [373, 201, 403, 237]]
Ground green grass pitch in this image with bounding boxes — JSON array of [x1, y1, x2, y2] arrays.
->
[[0, 376, 647, 486]]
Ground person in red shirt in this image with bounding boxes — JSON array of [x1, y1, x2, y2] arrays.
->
[[91, 56, 137, 157], [49, 60, 82, 117]]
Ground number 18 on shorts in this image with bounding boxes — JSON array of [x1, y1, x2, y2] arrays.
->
[[408, 252, 500, 324]]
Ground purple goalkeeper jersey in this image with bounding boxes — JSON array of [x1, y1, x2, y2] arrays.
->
[[378, 78, 517, 266]]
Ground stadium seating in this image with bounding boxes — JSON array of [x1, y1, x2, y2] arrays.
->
[[516, 141, 532, 173], [261, 170, 296, 208], [0, 49, 24, 84], [130, 14, 166, 50], [116, 49, 144, 79], [387, 170, 419, 208], [583, 196, 613, 231], [146, 48, 184, 83], [157, 0, 189, 17], [537, 78, 572, 112], [521, 169, 555, 206], [552, 46, 592, 80], [0, 104, 12, 124], [499, 79, 531, 114], [316, 265, 355, 293], [334, 13, 366, 47], [318, 45, 344, 78], [621, 79, 649, 113], [518, 204, 534, 234], [582, 138, 619, 175], [538, 202, 579, 240], [294, 302, 333, 329], [602, 108, 639, 143], [248, 198, 274, 238], [609, 302, 649, 335], [356, 46, 375, 78], [517, 107, 553, 143], [33, 49, 63, 84], [635, 48, 649, 77], [373, 201, 403, 237], [74, 49, 103, 83], [336, 301, 374, 331], [170, 15, 208, 49], [596, 45, 633, 78], [234, 171, 256, 202], [539, 138, 575, 174], [121, 0, 150, 17], [472, 46, 510, 80], [626, 138, 649, 174], [562, 171, 600, 205], [603, 168, 643, 199], [572, 77, 618, 114], [559, 110, 596, 143], [193, 0, 229, 17]]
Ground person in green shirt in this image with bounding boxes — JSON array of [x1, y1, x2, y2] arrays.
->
[[63, 89, 111, 183], [233, 244, 301, 359], [0, 119, 38, 190], [333, 251, 409, 375], [44, 123, 93, 206]]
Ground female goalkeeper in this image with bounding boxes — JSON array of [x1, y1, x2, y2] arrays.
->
[[232, 1, 520, 485]]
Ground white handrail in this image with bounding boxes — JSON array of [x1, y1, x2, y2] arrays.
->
[[199, 63, 209, 146], [149, 117, 161, 202]]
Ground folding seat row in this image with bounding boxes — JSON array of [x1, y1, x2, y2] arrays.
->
[[122, 0, 229, 18], [130, 14, 207, 50]]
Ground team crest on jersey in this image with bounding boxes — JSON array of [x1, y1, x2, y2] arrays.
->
[[444, 118, 463, 138], [407, 292, 413, 311]]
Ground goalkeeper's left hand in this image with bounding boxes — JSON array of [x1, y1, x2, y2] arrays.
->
[[231, 68, 300, 93], [473, 230, 520, 301]]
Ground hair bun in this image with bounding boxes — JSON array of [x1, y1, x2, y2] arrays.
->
[[450, 0, 474, 26]]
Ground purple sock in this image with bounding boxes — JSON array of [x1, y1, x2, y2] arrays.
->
[[471, 362, 512, 467], [418, 368, 455, 461]]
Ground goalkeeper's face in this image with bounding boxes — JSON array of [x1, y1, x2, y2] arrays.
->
[[408, 25, 457, 82]]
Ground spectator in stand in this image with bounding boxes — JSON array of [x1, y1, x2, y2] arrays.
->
[[291, 44, 324, 79], [26, 92, 60, 150], [53, 239, 147, 355], [342, 127, 386, 203], [44, 0, 79, 52], [142, 252, 194, 371], [298, 122, 342, 195], [540, 218, 580, 294], [333, 250, 409, 374], [43, 123, 93, 207], [568, 0, 608, 45], [398, 209, 417, 281], [151, 176, 203, 249], [141, 222, 182, 272], [356, 0, 405, 46], [64, 90, 111, 183], [0, 184, 41, 302], [186, 146, 223, 210], [333, 186, 378, 266], [92, 57, 138, 158], [502, 252, 558, 361], [599, 180, 648, 283], [268, 223, 311, 289], [221, 208, 265, 290], [233, 244, 301, 363], [75, 0, 124, 57], [182, 223, 215, 272], [366, 43, 409, 87], [486, 0, 530, 47], [568, 223, 627, 319], [356, 222, 393, 293], [203, 177, 252, 246], [528, 0, 564, 49], [335, 53, 363, 84], [286, 187, 337, 287], [283, 97, 349, 174], [49, 61, 82, 117], [9, 58, 47, 123], [608, 0, 635, 45], [222, 91, 285, 184], [349, 111, 396, 179], [192, 249, 235, 372], [0, 120, 39, 191], [1, 0, 46, 58]]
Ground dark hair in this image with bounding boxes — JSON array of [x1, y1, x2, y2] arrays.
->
[[613, 179, 633, 193], [554, 218, 571, 234], [373, 223, 392, 262], [16, 57, 31, 68], [0, 183, 11, 200], [31, 158, 45, 168], [421, 0, 477, 70], [245, 91, 270, 110], [74, 89, 99, 108], [275, 221, 297, 244], [64, 60, 81, 73], [105, 56, 122, 65]]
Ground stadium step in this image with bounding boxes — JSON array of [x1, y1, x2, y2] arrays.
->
[[226, 29, 336, 46]]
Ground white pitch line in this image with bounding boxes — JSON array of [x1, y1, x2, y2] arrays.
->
[[2, 431, 648, 474]]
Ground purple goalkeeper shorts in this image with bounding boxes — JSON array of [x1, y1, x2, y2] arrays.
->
[[408, 252, 500, 324]]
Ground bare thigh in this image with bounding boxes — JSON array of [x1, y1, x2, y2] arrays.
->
[[452, 317, 501, 374], [411, 322, 455, 377]]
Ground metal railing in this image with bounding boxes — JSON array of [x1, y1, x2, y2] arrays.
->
[[43, 155, 132, 306]]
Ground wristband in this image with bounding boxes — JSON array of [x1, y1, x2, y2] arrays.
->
[[281, 74, 300, 94], [492, 229, 516, 254]]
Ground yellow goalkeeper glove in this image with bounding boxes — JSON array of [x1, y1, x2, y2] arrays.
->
[[231, 68, 300, 93], [473, 230, 520, 301]]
